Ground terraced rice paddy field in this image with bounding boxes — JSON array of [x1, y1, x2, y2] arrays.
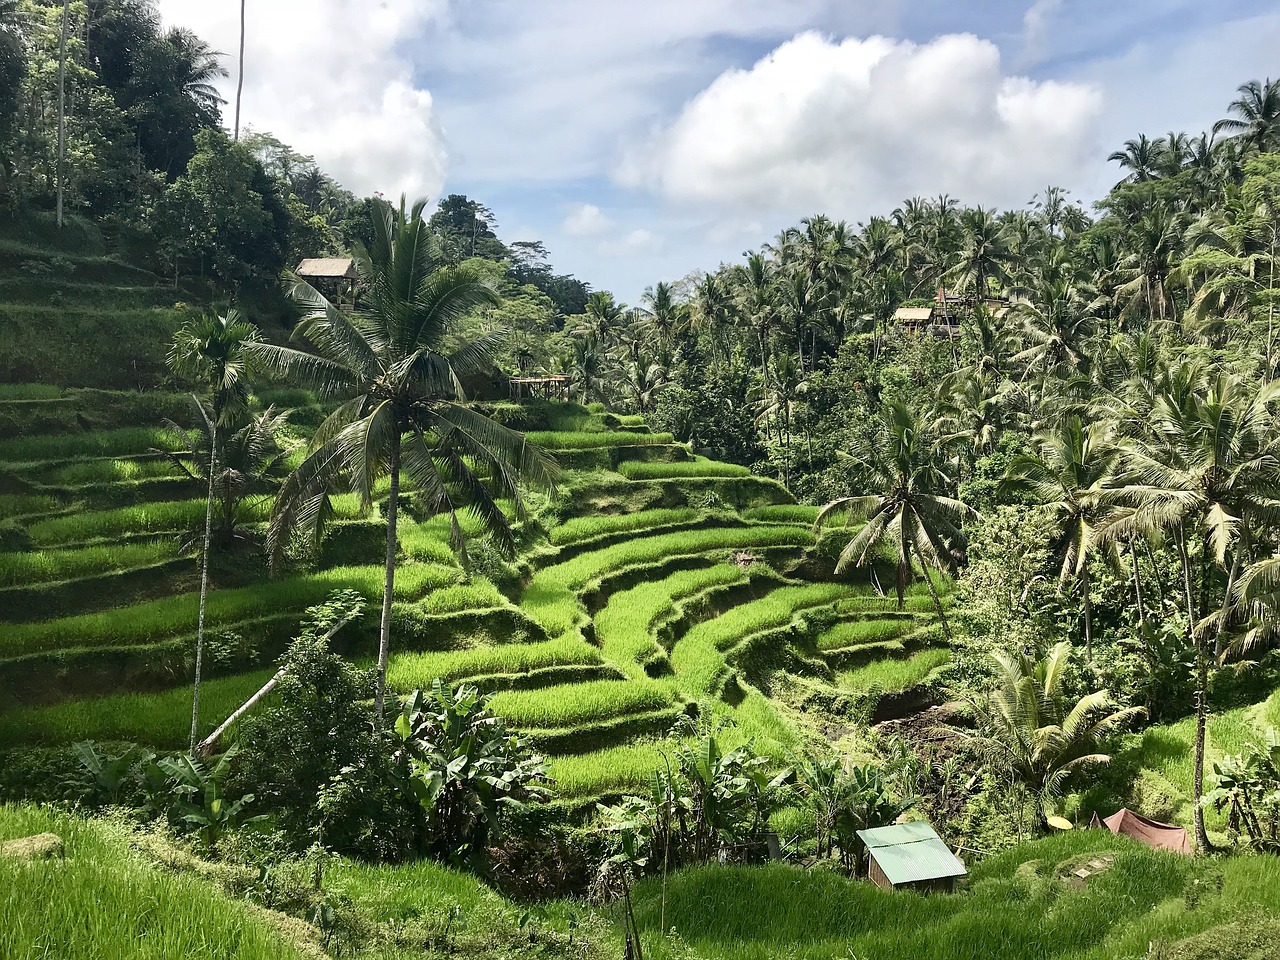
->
[[0, 245, 956, 802]]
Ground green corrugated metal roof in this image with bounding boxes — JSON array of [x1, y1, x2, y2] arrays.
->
[[857, 823, 967, 886]]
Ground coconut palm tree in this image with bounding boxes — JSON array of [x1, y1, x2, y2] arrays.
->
[[1003, 416, 1121, 661], [946, 206, 1015, 301], [964, 641, 1144, 814], [247, 196, 556, 719], [1214, 78, 1280, 155], [1107, 134, 1163, 184], [167, 310, 262, 752], [816, 401, 977, 640]]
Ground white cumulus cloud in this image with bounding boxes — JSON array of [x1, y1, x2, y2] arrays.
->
[[155, 0, 448, 199], [621, 31, 1104, 219], [600, 228, 660, 258], [561, 203, 613, 236]]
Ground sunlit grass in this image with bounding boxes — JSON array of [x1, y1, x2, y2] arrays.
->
[[550, 507, 709, 546], [488, 678, 676, 729], [0, 539, 180, 586], [386, 636, 602, 690], [837, 647, 950, 693], [617, 458, 751, 480], [0, 426, 180, 464], [522, 430, 676, 450]]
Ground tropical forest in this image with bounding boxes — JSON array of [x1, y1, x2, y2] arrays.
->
[[2, 2, 1280, 959]]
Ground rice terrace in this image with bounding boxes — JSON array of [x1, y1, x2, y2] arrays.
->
[[3, 2, 1280, 958]]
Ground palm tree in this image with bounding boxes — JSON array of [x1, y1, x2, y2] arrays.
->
[[167, 311, 261, 753], [247, 197, 556, 719], [1107, 134, 1163, 184], [164, 27, 228, 117], [1003, 416, 1120, 661], [233, 0, 245, 141], [1119, 366, 1280, 851], [964, 641, 1143, 815], [1214, 78, 1280, 155], [816, 401, 976, 639], [945, 207, 1015, 301]]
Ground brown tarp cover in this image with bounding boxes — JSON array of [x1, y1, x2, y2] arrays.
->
[[1089, 808, 1191, 855]]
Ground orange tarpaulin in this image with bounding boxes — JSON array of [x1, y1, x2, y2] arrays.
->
[[1089, 808, 1192, 855]]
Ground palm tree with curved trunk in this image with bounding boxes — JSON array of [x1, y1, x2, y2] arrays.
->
[[1214, 78, 1280, 155], [248, 196, 556, 719], [1003, 416, 1121, 662], [817, 401, 976, 640], [965, 641, 1144, 816]]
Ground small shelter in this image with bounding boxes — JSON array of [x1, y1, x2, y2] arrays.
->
[[857, 822, 967, 893], [893, 306, 935, 332], [509, 375, 571, 402], [1089, 808, 1191, 855], [296, 258, 358, 312]]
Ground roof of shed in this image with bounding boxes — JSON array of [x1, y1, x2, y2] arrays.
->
[[296, 258, 356, 279], [893, 307, 934, 322], [858, 822, 967, 885]]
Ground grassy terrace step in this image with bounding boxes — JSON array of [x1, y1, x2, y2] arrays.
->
[[522, 524, 816, 637], [550, 511, 753, 562], [521, 430, 676, 450], [386, 636, 602, 691], [742, 504, 823, 524], [671, 583, 863, 699], [0, 493, 59, 520], [0, 426, 183, 466], [549, 507, 713, 547], [547, 740, 672, 798], [0, 389, 194, 440], [0, 668, 275, 749], [596, 564, 751, 680], [837, 647, 951, 695], [0, 539, 179, 587], [21, 499, 268, 548], [0, 562, 460, 659], [814, 615, 927, 651], [0, 556, 197, 622], [617, 458, 752, 480], [488, 678, 677, 729], [522, 706, 686, 755]]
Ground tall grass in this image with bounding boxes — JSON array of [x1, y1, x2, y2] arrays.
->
[[595, 564, 748, 679], [0, 670, 275, 748], [1, 562, 459, 658], [548, 741, 674, 797], [618, 459, 751, 480], [838, 647, 950, 693], [816, 617, 919, 651], [523, 524, 815, 637], [487, 678, 676, 728], [742, 504, 821, 524], [0, 539, 179, 586], [550, 507, 708, 546], [671, 583, 860, 698], [629, 832, 1259, 960], [386, 636, 601, 690], [50, 456, 176, 484], [0, 383, 63, 400], [414, 579, 506, 614], [522, 430, 676, 450], [0, 426, 180, 464], [0, 805, 312, 960], [0, 493, 58, 519]]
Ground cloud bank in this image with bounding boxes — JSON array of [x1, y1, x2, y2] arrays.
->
[[155, 0, 447, 199], [622, 31, 1104, 219]]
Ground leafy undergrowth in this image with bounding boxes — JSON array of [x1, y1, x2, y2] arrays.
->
[[629, 833, 1280, 960]]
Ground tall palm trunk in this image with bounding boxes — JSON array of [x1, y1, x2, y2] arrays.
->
[[233, 0, 245, 141], [914, 541, 953, 643], [55, 0, 70, 227], [374, 432, 401, 721], [190, 417, 217, 754], [1081, 566, 1094, 663]]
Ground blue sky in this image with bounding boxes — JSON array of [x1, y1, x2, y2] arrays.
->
[[158, 1, 1280, 302]]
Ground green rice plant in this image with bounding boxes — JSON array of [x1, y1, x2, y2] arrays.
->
[[0, 540, 180, 586], [26, 499, 262, 547], [742, 504, 821, 524], [0, 493, 58, 519], [0, 562, 459, 658], [524, 524, 815, 637], [0, 383, 63, 400], [838, 647, 950, 694], [0, 670, 275, 749], [614, 414, 647, 427], [595, 564, 749, 680], [415, 579, 506, 614], [617, 458, 751, 480], [550, 507, 706, 546], [815, 617, 918, 651], [398, 519, 460, 564], [671, 583, 860, 698], [547, 740, 675, 797], [487, 678, 676, 729], [521, 430, 676, 450], [0, 426, 181, 464], [386, 636, 601, 690], [50, 456, 177, 484], [0, 804, 313, 960]]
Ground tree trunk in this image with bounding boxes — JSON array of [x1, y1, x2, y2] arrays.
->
[[233, 0, 246, 141], [1129, 539, 1146, 629], [189, 415, 217, 754], [1081, 565, 1094, 664], [55, 0, 71, 228], [914, 542, 953, 643], [1192, 639, 1212, 855], [374, 432, 402, 722]]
